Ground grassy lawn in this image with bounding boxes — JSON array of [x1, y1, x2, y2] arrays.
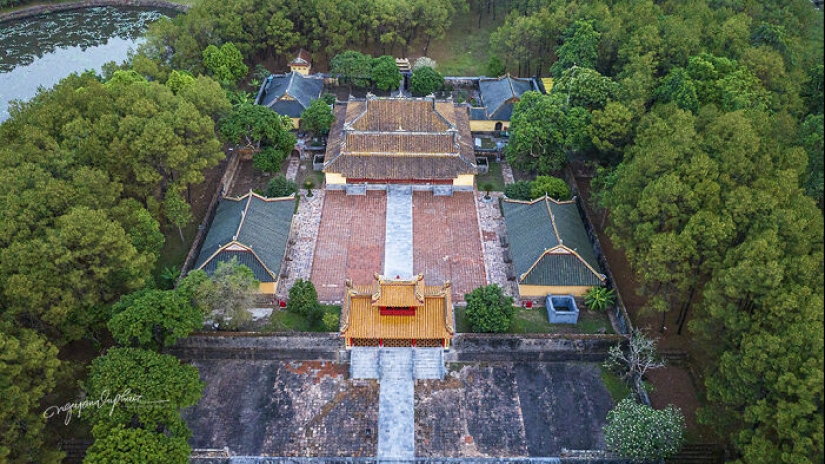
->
[[427, 12, 503, 76], [266, 304, 340, 332], [600, 365, 632, 403], [454, 305, 613, 335], [476, 160, 505, 192]]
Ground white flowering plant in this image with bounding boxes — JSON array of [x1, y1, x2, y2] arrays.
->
[[603, 398, 685, 460]]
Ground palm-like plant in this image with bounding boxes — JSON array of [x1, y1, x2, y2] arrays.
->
[[584, 286, 616, 312], [303, 179, 316, 197], [481, 182, 494, 200]]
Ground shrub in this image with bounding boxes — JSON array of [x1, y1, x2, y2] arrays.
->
[[487, 55, 506, 77], [288, 279, 319, 318], [264, 175, 297, 198], [464, 284, 515, 333], [530, 175, 571, 200], [322, 311, 340, 332], [504, 180, 532, 200], [584, 286, 616, 312], [603, 398, 685, 460]]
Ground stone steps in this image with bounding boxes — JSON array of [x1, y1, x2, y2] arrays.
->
[[413, 348, 444, 380], [350, 347, 380, 379], [379, 348, 414, 380]]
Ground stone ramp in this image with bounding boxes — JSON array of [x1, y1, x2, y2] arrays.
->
[[384, 185, 413, 278]]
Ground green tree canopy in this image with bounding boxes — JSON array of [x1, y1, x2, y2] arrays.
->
[[220, 103, 295, 151], [410, 65, 444, 96], [550, 20, 601, 78], [371, 55, 402, 91], [85, 347, 203, 437], [464, 284, 515, 333], [330, 51, 373, 89], [83, 424, 191, 464], [0, 327, 62, 464], [202, 42, 248, 84], [300, 98, 334, 136], [108, 288, 204, 350], [187, 260, 259, 330]]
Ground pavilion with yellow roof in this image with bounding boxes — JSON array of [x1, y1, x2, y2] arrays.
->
[[340, 273, 455, 349]]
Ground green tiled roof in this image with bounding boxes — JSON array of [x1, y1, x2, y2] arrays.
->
[[502, 197, 604, 287], [195, 193, 294, 282]]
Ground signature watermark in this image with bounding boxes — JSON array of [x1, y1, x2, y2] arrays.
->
[[43, 389, 169, 425]]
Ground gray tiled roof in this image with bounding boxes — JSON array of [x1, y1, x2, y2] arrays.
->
[[258, 71, 324, 118], [195, 193, 295, 282], [477, 76, 537, 121], [324, 97, 477, 181], [502, 197, 604, 287]]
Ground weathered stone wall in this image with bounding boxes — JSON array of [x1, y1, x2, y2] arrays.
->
[[0, 0, 188, 23], [565, 167, 634, 335], [168, 332, 346, 362], [448, 333, 623, 363]]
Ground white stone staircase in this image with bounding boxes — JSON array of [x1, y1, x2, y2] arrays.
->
[[413, 348, 445, 380]]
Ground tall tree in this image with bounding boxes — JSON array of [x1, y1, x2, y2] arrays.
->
[[330, 50, 373, 89], [550, 19, 600, 78], [84, 347, 203, 438], [300, 99, 334, 137], [108, 288, 204, 350], [371, 55, 402, 91]]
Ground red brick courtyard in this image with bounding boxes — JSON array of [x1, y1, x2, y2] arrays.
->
[[310, 190, 486, 303]]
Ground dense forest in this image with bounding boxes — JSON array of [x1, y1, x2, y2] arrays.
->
[[1, 0, 823, 462]]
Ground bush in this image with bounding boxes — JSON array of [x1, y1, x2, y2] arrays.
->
[[530, 175, 571, 200], [504, 180, 533, 200], [487, 55, 506, 77], [603, 399, 685, 460], [264, 175, 297, 198], [288, 279, 319, 318], [584, 286, 615, 312], [464, 284, 515, 333], [322, 311, 340, 332]]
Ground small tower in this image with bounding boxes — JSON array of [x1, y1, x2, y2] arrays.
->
[[289, 49, 312, 75]]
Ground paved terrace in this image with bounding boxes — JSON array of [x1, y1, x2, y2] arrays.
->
[[183, 360, 612, 458], [311, 191, 387, 302]]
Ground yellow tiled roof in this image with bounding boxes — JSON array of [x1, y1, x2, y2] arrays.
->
[[371, 274, 425, 307], [341, 276, 454, 340]]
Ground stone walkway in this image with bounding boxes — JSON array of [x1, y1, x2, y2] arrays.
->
[[501, 161, 515, 185], [277, 190, 324, 300], [475, 191, 517, 297], [384, 185, 414, 278], [285, 154, 301, 181]]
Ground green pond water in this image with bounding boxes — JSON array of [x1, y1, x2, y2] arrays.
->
[[0, 6, 172, 121]]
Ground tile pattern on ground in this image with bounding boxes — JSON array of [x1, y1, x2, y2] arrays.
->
[[411, 192, 487, 302], [311, 190, 387, 302], [184, 360, 378, 457], [414, 363, 613, 457]]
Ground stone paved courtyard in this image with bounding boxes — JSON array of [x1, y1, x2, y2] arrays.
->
[[310, 190, 387, 302], [184, 360, 613, 458], [310, 190, 488, 303]]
